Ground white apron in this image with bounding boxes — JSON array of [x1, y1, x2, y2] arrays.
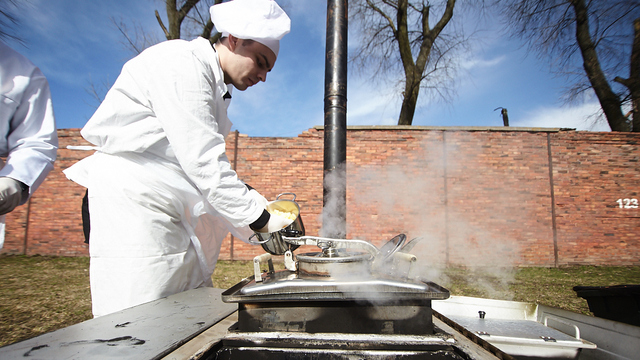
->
[[64, 151, 253, 317], [0, 215, 5, 249], [0, 159, 4, 248]]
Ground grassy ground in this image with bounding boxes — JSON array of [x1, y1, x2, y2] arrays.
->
[[443, 266, 640, 314], [1, 254, 639, 347]]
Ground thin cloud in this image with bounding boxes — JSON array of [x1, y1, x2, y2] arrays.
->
[[461, 55, 506, 70], [346, 78, 401, 126], [511, 101, 611, 131]]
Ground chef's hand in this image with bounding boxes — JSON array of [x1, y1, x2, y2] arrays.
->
[[259, 213, 293, 233], [0, 177, 25, 215]]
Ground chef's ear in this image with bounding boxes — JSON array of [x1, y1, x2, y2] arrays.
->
[[228, 34, 239, 51]]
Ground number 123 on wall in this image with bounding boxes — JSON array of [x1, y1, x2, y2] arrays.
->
[[617, 198, 639, 209]]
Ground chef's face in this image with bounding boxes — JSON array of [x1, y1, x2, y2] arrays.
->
[[225, 36, 277, 91]]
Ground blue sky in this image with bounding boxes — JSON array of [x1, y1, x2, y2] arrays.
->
[[4, 0, 611, 137]]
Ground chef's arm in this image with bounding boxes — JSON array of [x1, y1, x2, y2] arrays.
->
[[244, 183, 271, 231], [250, 209, 270, 231], [250, 209, 292, 233], [0, 177, 28, 215], [0, 68, 58, 203], [243, 184, 290, 233]]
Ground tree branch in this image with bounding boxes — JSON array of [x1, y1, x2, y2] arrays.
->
[[431, 0, 456, 39], [396, 0, 414, 71], [571, 0, 627, 131], [614, 76, 630, 87], [366, 0, 397, 35], [178, 0, 200, 21], [201, 19, 214, 39], [112, 17, 144, 54], [155, 9, 170, 39]]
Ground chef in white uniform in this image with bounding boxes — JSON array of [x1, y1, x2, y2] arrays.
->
[[64, 0, 292, 317], [0, 40, 58, 248]]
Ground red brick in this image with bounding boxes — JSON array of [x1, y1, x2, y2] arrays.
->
[[1, 128, 638, 267]]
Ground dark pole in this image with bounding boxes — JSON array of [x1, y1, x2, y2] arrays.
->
[[494, 107, 509, 127], [323, 0, 348, 238], [501, 108, 509, 126]]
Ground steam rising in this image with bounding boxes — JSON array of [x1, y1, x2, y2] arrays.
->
[[321, 137, 526, 301], [319, 163, 347, 238]]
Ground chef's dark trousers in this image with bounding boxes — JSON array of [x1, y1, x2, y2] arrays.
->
[[82, 190, 90, 244]]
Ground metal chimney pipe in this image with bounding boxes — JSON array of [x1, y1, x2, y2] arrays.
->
[[323, 0, 348, 239]]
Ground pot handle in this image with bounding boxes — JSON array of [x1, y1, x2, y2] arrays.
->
[[248, 232, 271, 244], [282, 236, 380, 256], [276, 192, 296, 201]]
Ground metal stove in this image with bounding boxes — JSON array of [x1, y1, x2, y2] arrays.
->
[[204, 234, 501, 359], [223, 234, 448, 335]]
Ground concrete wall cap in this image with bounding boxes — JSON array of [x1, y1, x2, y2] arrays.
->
[[312, 125, 576, 133]]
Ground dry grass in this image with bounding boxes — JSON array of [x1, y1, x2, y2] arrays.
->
[[0, 255, 92, 347], [0, 254, 638, 348], [443, 266, 640, 315]]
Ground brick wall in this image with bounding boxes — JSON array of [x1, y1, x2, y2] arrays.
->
[[2, 127, 638, 267]]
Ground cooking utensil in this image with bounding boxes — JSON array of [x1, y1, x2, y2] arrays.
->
[[249, 193, 304, 255]]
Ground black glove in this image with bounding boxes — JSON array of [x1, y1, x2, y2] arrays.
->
[[0, 177, 26, 215]]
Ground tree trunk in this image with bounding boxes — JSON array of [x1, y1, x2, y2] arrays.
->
[[631, 19, 640, 132], [161, 0, 201, 40], [395, 0, 454, 126], [571, 0, 629, 131], [165, 0, 181, 39], [399, 66, 421, 125]]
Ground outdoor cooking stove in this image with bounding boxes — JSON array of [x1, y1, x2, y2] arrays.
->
[[205, 234, 491, 359]]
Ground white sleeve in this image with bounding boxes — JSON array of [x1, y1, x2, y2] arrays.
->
[[0, 67, 58, 203], [136, 45, 263, 228]]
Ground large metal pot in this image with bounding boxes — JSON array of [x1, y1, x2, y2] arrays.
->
[[249, 193, 304, 255]]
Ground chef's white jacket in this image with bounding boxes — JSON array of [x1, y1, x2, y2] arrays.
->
[[77, 37, 263, 228], [0, 41, 58, 247], [64, 37, 263, 316]]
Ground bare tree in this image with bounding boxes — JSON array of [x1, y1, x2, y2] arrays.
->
[[499, 0, 640, 132], [155, 0, 223, 42], [87, 0, 223, 105], [0, 0, 21, 42], [112, 17, 162, 55], [350, 0, 477, 126], [117, 0, 222, 56], [615, 18, 640, 131]]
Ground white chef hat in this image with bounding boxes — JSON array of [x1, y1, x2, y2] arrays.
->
[[210, 0, 291, 57]]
